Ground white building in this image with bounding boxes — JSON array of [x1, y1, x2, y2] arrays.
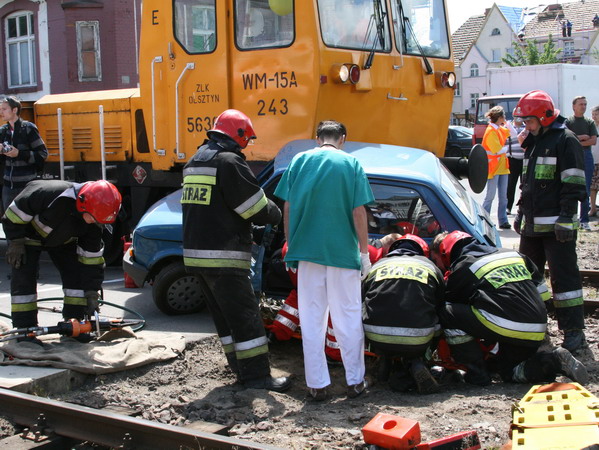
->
[[450, 1, 599, 124]]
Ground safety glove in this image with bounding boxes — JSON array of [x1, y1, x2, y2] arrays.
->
[[360, 252, 371, 281], [554, 217, 575, 243], [513, 214, 522, 235], [6, 238, 26, 269], [84, 290, 101, 317]]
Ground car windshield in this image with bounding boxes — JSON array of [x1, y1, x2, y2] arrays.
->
[[439, 164, 474, 223]]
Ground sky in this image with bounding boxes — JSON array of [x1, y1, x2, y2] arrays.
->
[[447, 0, 556, 33]]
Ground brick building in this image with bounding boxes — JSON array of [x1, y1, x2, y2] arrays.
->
[[0, 0, 141, 102]]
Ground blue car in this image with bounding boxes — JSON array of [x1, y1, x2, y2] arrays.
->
[[124, 140, 498, 315]]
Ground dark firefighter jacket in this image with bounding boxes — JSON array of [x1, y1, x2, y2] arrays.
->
[[0, 118, 48, 189], [181, 138, 281, 274], [518, 119, 586, 235], [362, 248, 445, 347], [1, 180, 105, 291], [445, 242, 550, 342]]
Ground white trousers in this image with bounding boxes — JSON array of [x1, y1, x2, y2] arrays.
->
[[297, 261, 365, 388]]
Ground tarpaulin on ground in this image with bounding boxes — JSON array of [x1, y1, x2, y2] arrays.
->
[[0, 322, 186, 374]]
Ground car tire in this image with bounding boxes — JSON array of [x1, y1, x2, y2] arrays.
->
[[445, 146, 463, 158], [152, 261, 206, 315]]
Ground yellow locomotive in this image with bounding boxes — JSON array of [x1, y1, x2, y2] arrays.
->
[[33, 0, 457, 258]]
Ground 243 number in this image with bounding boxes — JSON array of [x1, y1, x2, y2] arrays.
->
[[257, 99, 288, 116]]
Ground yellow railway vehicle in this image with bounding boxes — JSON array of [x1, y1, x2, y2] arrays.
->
[[33, 0, 458, 260]]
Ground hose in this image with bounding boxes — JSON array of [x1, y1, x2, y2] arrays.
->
[[0, 297, 146, 332]]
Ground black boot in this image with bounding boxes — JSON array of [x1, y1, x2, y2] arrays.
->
[[562, 330, 587, 354], [408, 359, 439, 394], [243, 376, 292, 392], [552, 347, 589, 385], [376, 355, 392, 382], [463, 360, 491, 386]]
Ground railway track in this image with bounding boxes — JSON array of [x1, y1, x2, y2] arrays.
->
[[0, 387, 281, 450]]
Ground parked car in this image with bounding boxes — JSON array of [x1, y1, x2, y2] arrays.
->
[[445, 126, 474, 157], [124, 140, 498, 315]]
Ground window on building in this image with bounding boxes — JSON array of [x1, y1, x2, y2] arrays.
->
[[470, 63, 479, 77], [5, 11, 36, 87], [454, 82, 461, 96], [564, 40, 574, 57], [76, 21, 101, 81], [492, 48, 501, 62], [491, 28, 501, 36], [506, 47, 514, 56], [470, 93, 479, 108]]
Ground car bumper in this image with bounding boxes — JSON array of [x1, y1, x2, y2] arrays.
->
[[123, 250, 149, 288]]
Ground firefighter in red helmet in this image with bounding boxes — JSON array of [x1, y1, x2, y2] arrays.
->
[[181, 109, 291, 392], [430, 230, 588, 387], [2, 180, 122, 344], [362, 234, 445, 394], [512, 90, 588, 353]]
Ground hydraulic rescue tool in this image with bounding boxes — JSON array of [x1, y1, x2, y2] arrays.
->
[[0, 314, 145, 342]]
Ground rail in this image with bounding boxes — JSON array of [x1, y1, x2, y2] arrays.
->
[[0, 388, 281, 450]]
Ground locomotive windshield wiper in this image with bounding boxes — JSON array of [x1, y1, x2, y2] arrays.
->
[[396, 0, 433, 74], [363, 0, 387, 69]]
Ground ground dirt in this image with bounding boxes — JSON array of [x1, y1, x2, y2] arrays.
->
[[4, 233, 599, 449]]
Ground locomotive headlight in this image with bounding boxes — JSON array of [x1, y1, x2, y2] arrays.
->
[[331, 64, 350, 83], [331, 64, 360, 84], [440, 71, 456, 88]]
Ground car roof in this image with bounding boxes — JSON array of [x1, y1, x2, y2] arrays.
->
[[273, 140, 441, 186]]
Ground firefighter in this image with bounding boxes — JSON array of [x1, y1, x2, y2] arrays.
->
[[181, 109, 291, 392], [512, 90, 588, 354], [362, 234, 445, 394], [430, 231, 588, 386], [2, 180, 121, 344]]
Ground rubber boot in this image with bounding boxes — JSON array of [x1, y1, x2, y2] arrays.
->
[[463, 359, 491, 386], [562, 330, 587, 354], [408, 358, 439, 394], [514, 349, 588, 385], [376, 355, 392, 382], [552, 347, 589, 385]]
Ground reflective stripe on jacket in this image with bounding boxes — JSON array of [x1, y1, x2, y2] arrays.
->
[[445, 244, 548, 342], [519, 122, 586, 236]]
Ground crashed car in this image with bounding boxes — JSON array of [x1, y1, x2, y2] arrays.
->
[[124, 140, 497, 315]]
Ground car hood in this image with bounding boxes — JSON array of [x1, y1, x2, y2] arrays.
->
[[135, 189, 183, 241]]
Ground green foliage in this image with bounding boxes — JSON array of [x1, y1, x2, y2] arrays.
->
[[502, 34, 562, 66]]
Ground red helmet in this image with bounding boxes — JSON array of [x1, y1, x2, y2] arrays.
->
[[76, 180, 122, 224], [389, 233, 430, 257], [513, 90, 560, 127], [208, 109, 256, 149], [438, 231, 472, 268]]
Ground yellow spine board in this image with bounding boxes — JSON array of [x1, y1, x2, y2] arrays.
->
[[510, 383, 599, 449]]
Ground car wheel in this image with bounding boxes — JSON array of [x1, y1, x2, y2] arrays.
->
[[152, 261, 206, 315], [445, 146, 462, 158]]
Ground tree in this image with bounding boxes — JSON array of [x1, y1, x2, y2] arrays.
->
[[502, 34, 562, 66]]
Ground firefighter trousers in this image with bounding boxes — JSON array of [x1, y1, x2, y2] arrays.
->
[[11, 242, 87, 328], [196, 271, 270, 383], [519, 234, 585, 331], [439, 302, 540, 381]]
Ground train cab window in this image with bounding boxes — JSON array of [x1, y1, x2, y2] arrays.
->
[[366, 184, 441, 239], [174, 0, 216, 54], [235, 0, 294, 50], [318, 0, 391, 51], [391, 0, 450, 58]]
